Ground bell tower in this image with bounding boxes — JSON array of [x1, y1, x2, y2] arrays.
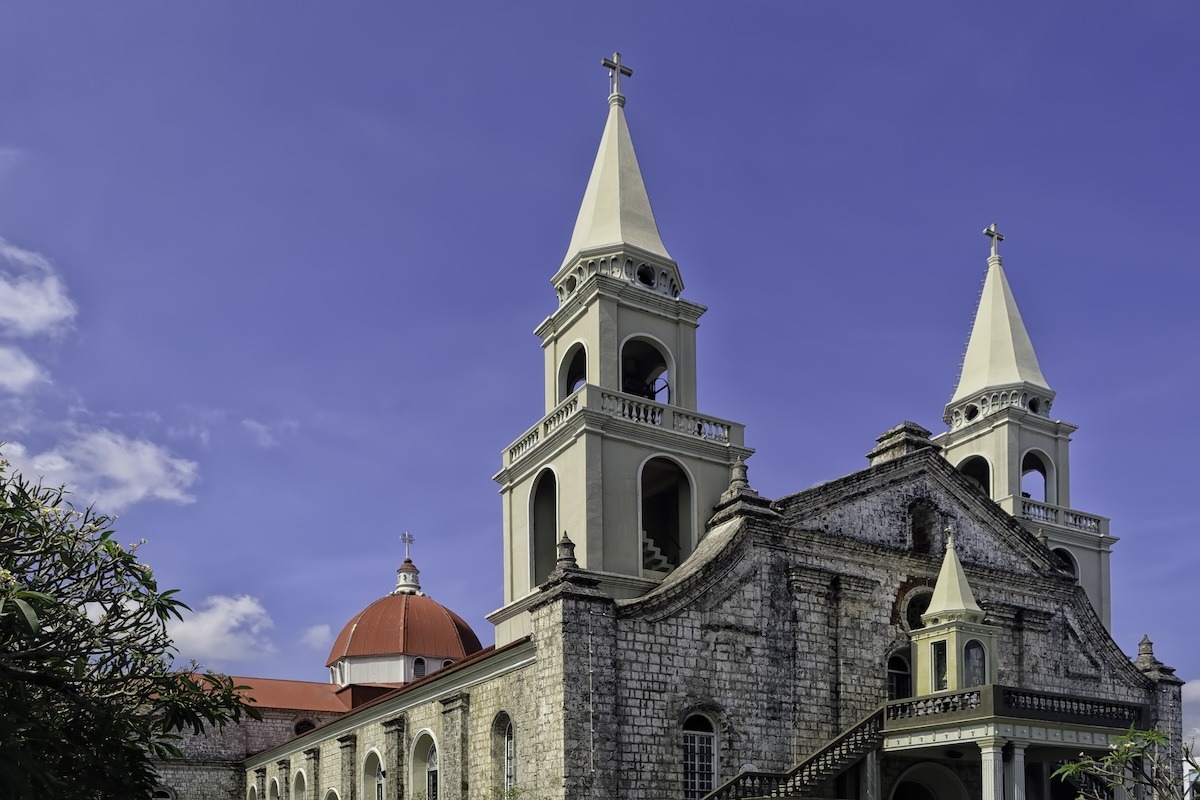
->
[[489, 54, 752, 646], [935, 225, 1115, 628]]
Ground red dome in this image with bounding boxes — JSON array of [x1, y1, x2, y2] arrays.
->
[[326, 593, 483, 668]]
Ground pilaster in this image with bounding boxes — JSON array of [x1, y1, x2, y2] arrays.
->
[[275, 760, 291, 800], [383, 717, 406, 800], [440, 692, 471, 800], [338, 734, 358, 800], [304, 747, 321, 800]]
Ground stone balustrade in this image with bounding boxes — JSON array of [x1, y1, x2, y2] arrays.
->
[[1018, 499, 1108, 536], [885, 685, 1147, 731], [504, 386, 743, 466]]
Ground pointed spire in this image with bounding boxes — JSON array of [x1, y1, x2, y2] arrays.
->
[[559, 53, 673, 272], [948, 225, 1052, 409], [923, 531, 985, 624]]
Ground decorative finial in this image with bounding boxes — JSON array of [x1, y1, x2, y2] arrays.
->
[[556, 531, 578, 569], [601, 52, 633, 106], [400, 531, 414, 559], [983, 223, 1004, 259]]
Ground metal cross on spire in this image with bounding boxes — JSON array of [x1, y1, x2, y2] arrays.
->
[[983, 222, 1004, 258], [400, 531, 414, 560], [602, 52, 633, 99]]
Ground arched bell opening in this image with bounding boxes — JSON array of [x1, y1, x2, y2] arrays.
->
[[957, 456, 991, 498], [1052, 547, 1078, 581], [558, 343, 587, 402], [639, 457, 692, 576], [1021, 450, 1054, 504], [621, 337, 671, 403], [530, 469, 558, 586]]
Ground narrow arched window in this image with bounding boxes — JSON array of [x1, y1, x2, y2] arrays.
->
[[964, 640, 987, 687], [531, 469, 558, 586], [293, 772, 307, 800], [931, 641, 948, 691], [413, 657, 426, 680], [908, 500, 938, 554], [560, 344, 587, 402], [1021, 452, 1049, 502], [682, 714, 716, 800], [504, 722, 516, 791]]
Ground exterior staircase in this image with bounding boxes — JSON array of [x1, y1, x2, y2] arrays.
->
[[703, 708, 884, 800]]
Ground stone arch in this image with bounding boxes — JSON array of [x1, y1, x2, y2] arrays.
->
[[530, 467, 559, 586], [1021, 448, 1055, 503], [957, 455, 991, 498], [292, 771, 308, 800], [638, 455, 695, 576], [362, 748, 385, 800], [152, 789, 177, 800], [411, 731, 439, 800], [268, 778, 280, 800], [902, 587, 934, 632], [247, 785, 258, 800], [323, 791, 340, 800], [558, 341, 588, 402], [620, 334, 673, 403], [889, 762, 969, 800]]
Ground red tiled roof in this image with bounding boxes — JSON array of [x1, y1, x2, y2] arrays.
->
[[326, 593, 483, 667], [231, 675, 350, 713]]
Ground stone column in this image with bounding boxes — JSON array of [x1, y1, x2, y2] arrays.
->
[[276, 760, 292, 800], [304, 747, 321, 800], [859, 749, 880, 800], [255, 767, 268, 800], [1004, 743, 1026, 800], [440, 692, 471, 800], [383, 717, 406, 800], [978, 737, 1006, 800], [339, 734, 358, 800]]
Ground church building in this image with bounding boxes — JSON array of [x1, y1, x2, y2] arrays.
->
[[161, 53, 1183, 800]]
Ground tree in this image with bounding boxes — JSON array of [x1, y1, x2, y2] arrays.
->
[[1053, 727, 1197, 799], [0, 456, 259, 799]]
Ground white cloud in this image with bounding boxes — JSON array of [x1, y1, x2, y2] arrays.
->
[[0, 346, 47, 393], [1184, 679, 1200, 746], [242, 418, 299, 448], [169, 595, 277, 665], [5, 429, 199, 511], [300, 623, 333, 651], [0, 238, 77, 337]]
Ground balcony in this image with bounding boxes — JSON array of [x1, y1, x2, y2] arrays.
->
[[503, 385, 746, 468], [884, 684, 1147, 732]]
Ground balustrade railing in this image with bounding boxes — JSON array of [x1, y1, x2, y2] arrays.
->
[[885, 685, 1147, 730], [504, 387, 743, 466], [1019, 499, 1107, 536]]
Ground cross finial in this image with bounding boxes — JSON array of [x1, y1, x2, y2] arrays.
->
[[601, 52, 633, 101], [983, 223, 1004, 258], [400, 531, 414, 559]]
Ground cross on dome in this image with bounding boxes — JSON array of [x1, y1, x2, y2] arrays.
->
[[602, 52, 633, 101], [400, 531, 414, 559], [983, 223, 1004, 258], [395, 532, 422, 595]]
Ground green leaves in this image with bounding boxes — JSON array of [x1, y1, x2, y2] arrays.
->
[[0, 455, 259, 800]]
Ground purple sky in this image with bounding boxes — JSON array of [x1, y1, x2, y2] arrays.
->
[[2, 4, 1196, 736]]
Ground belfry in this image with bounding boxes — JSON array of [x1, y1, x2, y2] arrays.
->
[[489, 53, 751, 645]]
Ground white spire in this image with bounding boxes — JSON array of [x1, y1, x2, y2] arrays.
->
[[559, 53, 672, 271], [923, 534, 985, 624], [949, 224, 1051, 405]]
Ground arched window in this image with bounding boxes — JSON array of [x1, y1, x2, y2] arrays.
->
[[908, 500, 939, 554], [504, 721, 516, 791], [413, 657, 426, 680], [964, 640, 987, 687], [559, 344, 587, 402], [641, 457, 692, 575], [492, 712, 516, 791], [293, 772, 307, 800], [442, 659, 453, 669], [904, 591, 933, 631], [247, 785, 258, 800], [621, 338, 670, 402], [682, 714, 717, 800], [931, 640, 948, 691], [294, 718, 316, 736], [1053, 547, 1078, 580], [958, 456, 991, 498], [887, 652, 912, 700], [152, 790, 176, 800], [531, 469, 558, 586], [1021, 451, 1049, 502], [268, 779, 280, 800]]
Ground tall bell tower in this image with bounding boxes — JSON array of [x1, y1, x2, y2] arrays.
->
[[935, 225, 1115, 628], [489, 54, 752, 646]]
